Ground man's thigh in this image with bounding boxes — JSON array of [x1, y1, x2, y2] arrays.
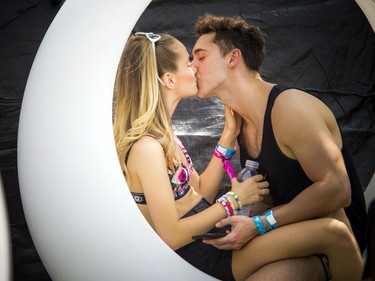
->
[[246, 255, 328, 281]]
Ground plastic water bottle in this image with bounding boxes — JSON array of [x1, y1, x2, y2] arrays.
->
[[237, 160, 259, 216]]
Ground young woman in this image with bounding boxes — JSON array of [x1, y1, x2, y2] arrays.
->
[[113, 32, 363, 281]]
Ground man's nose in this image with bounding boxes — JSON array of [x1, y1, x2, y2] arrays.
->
[[191, 58, 199, 70], [191, 64, 198, 74]]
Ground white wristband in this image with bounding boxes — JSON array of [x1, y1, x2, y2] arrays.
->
[[265, 210, 277, 230]]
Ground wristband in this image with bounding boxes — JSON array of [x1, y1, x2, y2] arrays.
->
[[253, 215, 267, 235], [214, 149, 236, 179], [222, 159, 236, 179], [216, 143, 236, 158], [265, 210, 277, 230], [217, 197, 234, 217], [226, 191, 243, 211], [224, 194, 238, 216], [214, 148, 230, 160]]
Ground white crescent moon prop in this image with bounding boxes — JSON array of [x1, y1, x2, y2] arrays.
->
[[0, 176, 11, 281], [356, 0, 375, 32], [17, 0, 215, 280], [15, 0, 375, 280]]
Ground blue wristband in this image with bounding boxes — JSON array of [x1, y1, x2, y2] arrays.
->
[[265, 210, 277, 230], [216, 143, 236, 158], [253, 215, 267, 235]]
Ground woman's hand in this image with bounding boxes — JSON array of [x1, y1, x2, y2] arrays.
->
[[219, 105, 242, 148], [224, 105, 241, 135], [230, 175, 269, 206]]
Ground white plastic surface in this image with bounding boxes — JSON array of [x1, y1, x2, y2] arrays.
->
[[356, 0, 375, 32], [0, 175, 11, 281], [17, 0, 216, 280]]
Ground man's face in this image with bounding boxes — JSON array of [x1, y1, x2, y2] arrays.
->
[[192, 33, 229, 99]]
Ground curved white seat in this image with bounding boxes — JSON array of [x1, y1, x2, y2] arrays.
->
[[0, 175, 11, 281], [17, 0, 215, 280]]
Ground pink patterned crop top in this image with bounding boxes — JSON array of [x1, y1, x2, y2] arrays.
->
[[131, 135, 194, 204]]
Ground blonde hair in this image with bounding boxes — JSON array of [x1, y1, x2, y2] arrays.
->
[[113, 33, 178, 177]]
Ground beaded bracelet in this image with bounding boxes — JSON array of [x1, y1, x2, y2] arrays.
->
[[217, 196, 234, 217], [265, 210, 277, 230], [214, 148, 236, 179], [223, 194, 238, 216], [226, 191, 243, 211], [253, 215, 267, 235], [216, 143, 237, 157]]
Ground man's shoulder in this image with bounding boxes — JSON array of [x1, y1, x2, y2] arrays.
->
[[274, 88, 312, 114], [272, 88, 328, 139]]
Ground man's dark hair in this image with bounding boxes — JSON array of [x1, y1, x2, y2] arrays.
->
[[194, 13, 265, 71]]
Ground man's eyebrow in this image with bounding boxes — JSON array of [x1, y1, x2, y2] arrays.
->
[[193, 48, 208, 55]]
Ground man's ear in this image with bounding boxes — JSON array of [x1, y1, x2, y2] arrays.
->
[[228, 49, 241, 67], [161, 72, 175, 89]]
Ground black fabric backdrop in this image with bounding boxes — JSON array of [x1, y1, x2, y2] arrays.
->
[[0, 0, 374, 280]]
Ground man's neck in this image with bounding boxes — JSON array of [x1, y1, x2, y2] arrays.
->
[[219, 74, 273, 126]]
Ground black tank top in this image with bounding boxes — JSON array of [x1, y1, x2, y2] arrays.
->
[[237, 84, 367, 252]]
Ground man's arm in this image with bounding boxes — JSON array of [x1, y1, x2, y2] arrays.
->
[[271, 89, 351, 227]]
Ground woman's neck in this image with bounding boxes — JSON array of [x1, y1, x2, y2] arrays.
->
[[163, 90, 181, 121]]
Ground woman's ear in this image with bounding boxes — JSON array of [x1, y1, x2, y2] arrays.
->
[[228, 49, 241, 67], [162, 72, 175, 89]]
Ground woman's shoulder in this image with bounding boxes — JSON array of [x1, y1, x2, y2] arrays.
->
[[131, 135, 164, 156]]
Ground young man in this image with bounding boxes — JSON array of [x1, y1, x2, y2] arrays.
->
[[191, 13, 367, 280]]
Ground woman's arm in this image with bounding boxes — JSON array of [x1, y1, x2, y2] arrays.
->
[[194, 106, 242, 202], [128, 137, 227, 249]]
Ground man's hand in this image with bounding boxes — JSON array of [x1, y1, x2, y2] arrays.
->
[[202, 215, 258, 250]]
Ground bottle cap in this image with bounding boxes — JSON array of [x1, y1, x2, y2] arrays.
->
[[245, 160, 259, 170]]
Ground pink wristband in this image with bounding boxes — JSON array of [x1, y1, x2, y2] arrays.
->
[[223, 159, 236, 179], [214, 148, 236, 179]]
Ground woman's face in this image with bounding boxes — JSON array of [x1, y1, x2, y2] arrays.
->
[[172, 40, 198, 98]]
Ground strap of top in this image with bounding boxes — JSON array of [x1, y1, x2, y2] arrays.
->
[[263, 84, 294, 130], [237, 84, 294, 164], [265, 84, 293, 117], [125, 134, 157, 165]]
